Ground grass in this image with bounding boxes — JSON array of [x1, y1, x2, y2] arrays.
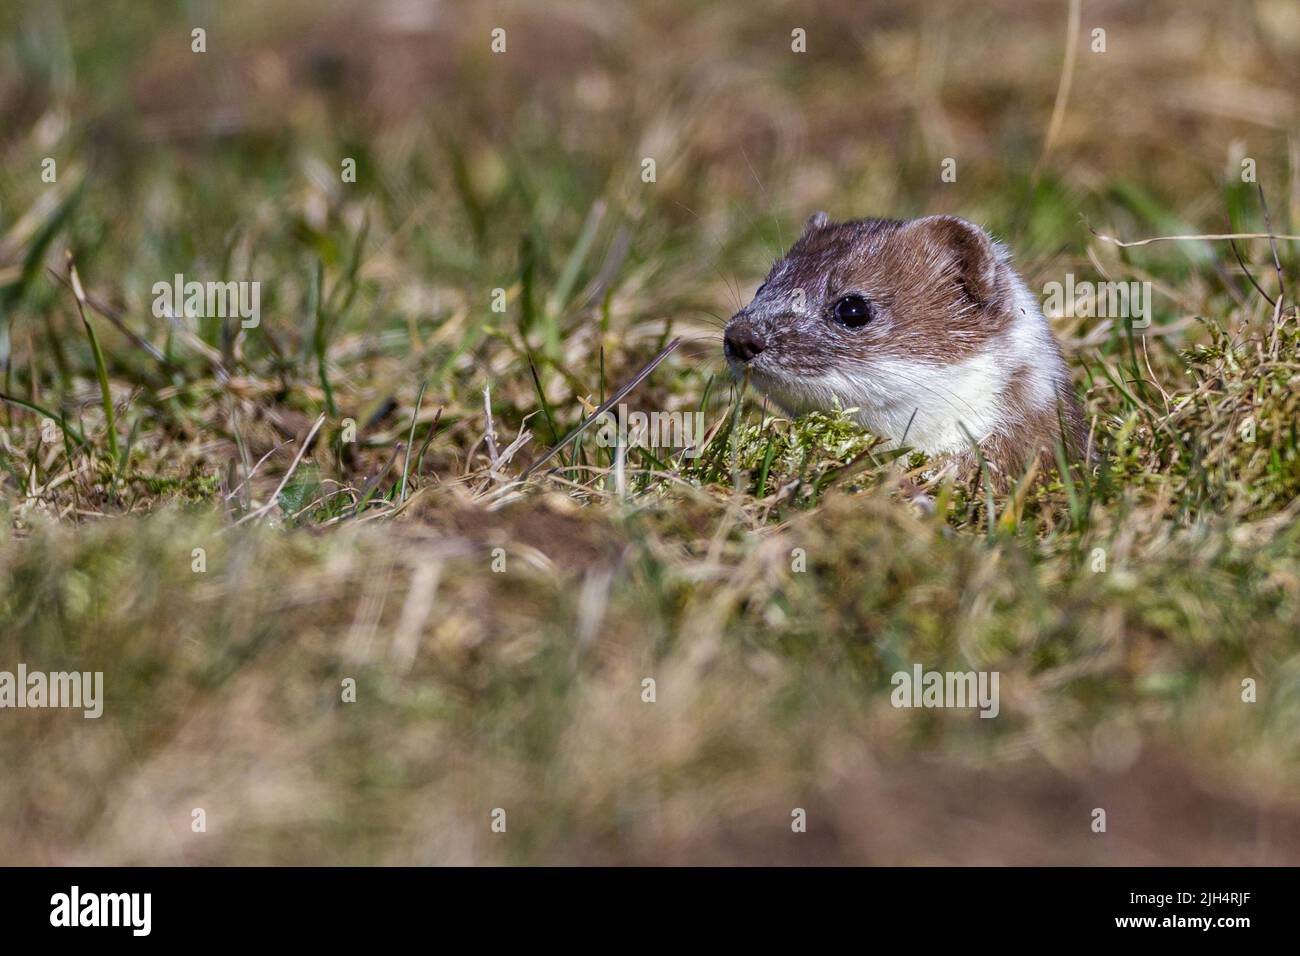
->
[[1, 0, 1299, 864]]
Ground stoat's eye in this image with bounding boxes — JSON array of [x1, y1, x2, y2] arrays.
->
[[833, 294, 872, 328]]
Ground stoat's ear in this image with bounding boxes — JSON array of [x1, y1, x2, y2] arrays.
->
[[906, 215, 999, 307], [804, 210, 830, 232]]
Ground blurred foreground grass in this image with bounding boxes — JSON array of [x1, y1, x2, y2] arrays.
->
[[1, 0, 1299, 863]]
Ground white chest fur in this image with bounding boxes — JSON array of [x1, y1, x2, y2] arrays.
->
[[787, 278, 1062, 455]]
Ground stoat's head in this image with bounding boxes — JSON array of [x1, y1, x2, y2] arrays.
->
[[723, 213, 1063, 455]]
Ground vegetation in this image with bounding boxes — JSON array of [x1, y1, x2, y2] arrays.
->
[[1, 0, 1298, 863]]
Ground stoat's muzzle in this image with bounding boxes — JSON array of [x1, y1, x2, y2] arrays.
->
[[723, 314, 768, 366]]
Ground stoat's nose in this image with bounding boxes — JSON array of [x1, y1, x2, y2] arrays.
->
[[724, 324, 767, 363]]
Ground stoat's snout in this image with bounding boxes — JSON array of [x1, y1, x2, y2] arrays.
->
[[724, 212, 1089, 483], [722, 319, 767, 366]]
